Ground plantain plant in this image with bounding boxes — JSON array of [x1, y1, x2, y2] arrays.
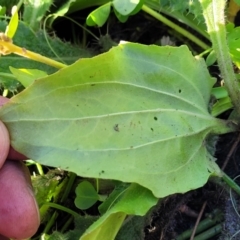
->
[[1, 0, 240, 239]]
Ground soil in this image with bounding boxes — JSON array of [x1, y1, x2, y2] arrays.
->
[[52, 8, 240, 240], [144, 132, 240, 240]]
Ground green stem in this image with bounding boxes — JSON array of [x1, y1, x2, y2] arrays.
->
[[193, 224, 222, 240], [60, 172, 77, 203], [42, 202, 79, 218], [200, 0, 240, 118], [145, 0, 210, 40], [43, 211, 59, 233], [222, 173, 240, 196], [60, 216, 74, 233], [1, 41, 67, 69], [96, 178, 99, 193], [176, 209, 223, 240], [36, 162, 44, 175], [2, 89, 8, 97], [141, 4, 210, 50]]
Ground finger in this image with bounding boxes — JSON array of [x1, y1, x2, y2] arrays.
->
[[7, 146, 27, 161], [0, 121, 10, 169], [0, 234, 8, 240], [0, 161, 40, 239], [0, 96, 8, 106], [0, 96, 27, 160]]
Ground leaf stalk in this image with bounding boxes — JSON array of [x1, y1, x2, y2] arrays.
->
[[0, 34, 67, 69], [141, 4, 210, 50], [200, 0, 240, 118]]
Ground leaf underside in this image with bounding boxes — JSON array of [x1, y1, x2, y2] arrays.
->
[[0, 43, 233, 197]]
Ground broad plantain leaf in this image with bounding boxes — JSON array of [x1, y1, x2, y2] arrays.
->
[[0, 43, 235, 197]]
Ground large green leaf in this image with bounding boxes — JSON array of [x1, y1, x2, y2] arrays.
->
[[0, 43, 235, 197]]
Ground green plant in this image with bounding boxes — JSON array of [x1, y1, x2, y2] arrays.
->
[[1, 0, 240, 239]]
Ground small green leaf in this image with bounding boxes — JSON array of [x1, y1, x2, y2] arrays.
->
[[212, 97, 233, 117], [75, 181, 99, 210], [211, 86, 228, 99], [113, 0, 143, 23], [113, 8, 129, 23], [5, 5, 18, 38], [48, 0, 76, 26], [130, 0, 144, 15], [227, 25, 240, 68], [9, 67, 48, 88], [98, 183, 129, 215], [112, 0, 140, 16], [206, 50, 217, 66], [23, 0, 53, 31], [86, 2, 111, 27], [81, 184, 157, 240], [0, 6, 6, 16]]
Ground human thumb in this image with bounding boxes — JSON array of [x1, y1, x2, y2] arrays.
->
[[0, 121, 10, 169]]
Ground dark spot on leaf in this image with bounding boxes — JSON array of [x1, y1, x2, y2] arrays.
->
[[91, 83, 95, 86], [130, 146, 134, 149], [101, 170, 105, 173], [151, 128, 154, 131], [138, 121, 141, 124], [114, 124, 119, 132], [76, 104, 79, 107], [154, 117, 158, 121], [179, 89, 182, 93]]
